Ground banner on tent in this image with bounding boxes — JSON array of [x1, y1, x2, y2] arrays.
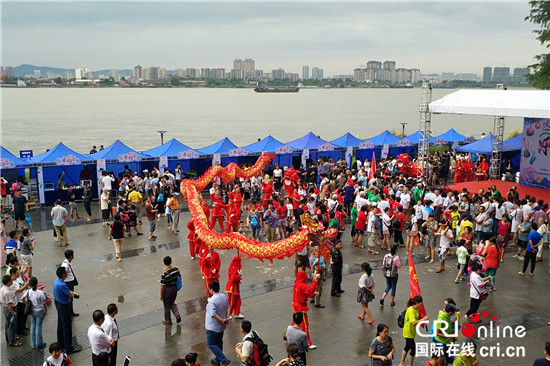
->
[[37, 166, 45, 204], [301, 149, 309, 167], [213, 154, 221, 165], [381, 144, 389, 159], [275, 145, 293, 154], [97, 159, 106, 171], [358, 141, 374, 149], [0, 158, 16, 169], [228, 147, 248, 157], [397, 139, 412, 147], [159, 156, 168, 169], [55, 155, 81, 166], [463, 136, 475, 144], [345, 147, 353, 166], [317, 143, 334, 152], [118, 152, 141, 162], [520, 118, 550, 189], [178, 150, 200, 159], [433, 137, 447, 145]]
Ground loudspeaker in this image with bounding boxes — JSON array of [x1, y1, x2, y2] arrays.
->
[[439, 155, 450, 178]]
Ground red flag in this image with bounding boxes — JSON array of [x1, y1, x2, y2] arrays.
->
[[368, 152, 376, 180], [408, 250, 427, 319]]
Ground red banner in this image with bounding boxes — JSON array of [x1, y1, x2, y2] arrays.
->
[[368, 152, 376, 180], [408, 250, 427, 319]]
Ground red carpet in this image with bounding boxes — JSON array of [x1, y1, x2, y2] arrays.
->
[[444, 180, 550, 201]]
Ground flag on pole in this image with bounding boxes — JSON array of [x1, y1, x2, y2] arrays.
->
[[368, 152, 376, 180], [408, 250, 427, 319]]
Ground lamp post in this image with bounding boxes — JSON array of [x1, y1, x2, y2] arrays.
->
[[400, 123, 407, 137], [157, 130, 167, 145]]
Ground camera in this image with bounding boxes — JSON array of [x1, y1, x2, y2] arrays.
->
[[73, 294, 80, 299]]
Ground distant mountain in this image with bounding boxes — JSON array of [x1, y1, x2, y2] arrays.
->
[[11, 64, 133, 78]]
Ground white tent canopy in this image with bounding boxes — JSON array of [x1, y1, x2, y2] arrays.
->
[[429, 89, 550, 118]]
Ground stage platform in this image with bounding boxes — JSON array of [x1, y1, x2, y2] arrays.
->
[[444, 179, 550, 201]]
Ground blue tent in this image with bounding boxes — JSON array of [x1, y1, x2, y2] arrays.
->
[[506, 134, 523, 150], [433, 128, 468, 143], [243, 135, 284, 153], [457, 134, 520, 154], [330, 133, 362, 147], [364, 130, 401, 146], [0, 146, 31, 168], [141, 138, 196, 157], [398, 131, 420, 145], [30, 142, 91, 165], [197, 137, 239, 155], [88, 140, 149, 175], [286, 132, 333, 150]]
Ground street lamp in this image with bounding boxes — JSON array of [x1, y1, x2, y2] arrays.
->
[[400, 123, 408, 137], [157, 130, 167, 145]]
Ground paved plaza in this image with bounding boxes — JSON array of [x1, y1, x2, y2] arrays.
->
[[1, 203, 549, 366]]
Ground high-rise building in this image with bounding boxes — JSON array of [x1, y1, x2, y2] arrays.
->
[[75, 68, 84, 79], [149, 67, 159, 80], [513, 67, 530, 83], [212, 68, 226, 79], [201, 68, 212, 78], [233, 59, 243, 71], [159, 68, 166, 80], [311, 67, 323, 80], [286, 73, 299, 81], [354, 68, 366, 82], [5, 66, 14, 77], [243, 58, 255, 79], [174, 68, 184, 77], [380, 61, 396, 82], [410, 69, 420, 83], [230, 69, 244, 79], [65, 71, 73, 79], [272, 68, 285, 79], [302, 65, 309, 80], [482, 67, 492, 82], [365, 61, 381, 81], [184, 68, 198, 78], [109, 69, 120, 80], [133, 65, 142, 79], [442, 72, 454, 81], [493, 67, 510, 82], [255, 70, 263, 78], [33, 70, 41, 78], [142, 67, 151, 80]]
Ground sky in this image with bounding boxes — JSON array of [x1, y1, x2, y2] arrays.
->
[[1, 1, 544, 76]]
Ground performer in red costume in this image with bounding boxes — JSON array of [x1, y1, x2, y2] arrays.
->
[[291, 270, 320, 348], [262, 177, 274, 208], [186, 220, 198, 259], [476, 157, 489, 180], [454, 158, 464, 183], [201, 199, 210, 223], [225, 254, 243, 319], [209, 193, 227, 231], [283, 167, 300, 198], [463, 157, 473, 182], [229, 187, 243, 212], [225, 201, 241, 233], [199, 247, 221, 297]]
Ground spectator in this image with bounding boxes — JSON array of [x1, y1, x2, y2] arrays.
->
[[205, 281, 231, 366], [23, 276, 47, 349]]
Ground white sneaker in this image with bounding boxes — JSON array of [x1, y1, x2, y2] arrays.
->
[[228, 315, 233, 320], [235, 314, 244, 319], [191, 257, 195, 260], [518, 256, 525, 261], [512, 254, 519, 259], [309, 345, 317, 350]]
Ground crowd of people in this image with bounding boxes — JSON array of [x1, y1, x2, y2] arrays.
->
[[1, 150, 548, 366]]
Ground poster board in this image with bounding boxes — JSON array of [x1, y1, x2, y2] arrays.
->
[[519, 118, 550, 189]]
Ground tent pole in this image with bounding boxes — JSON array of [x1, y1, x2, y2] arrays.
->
[[417, 82, 432, 180]]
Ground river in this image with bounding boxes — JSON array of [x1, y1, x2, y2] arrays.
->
[[1, 87, 524, 155]]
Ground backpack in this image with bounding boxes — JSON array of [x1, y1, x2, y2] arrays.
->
[[403, 221, 411, 231], [250, 216, 260, 229], [374, 216, 382, 232], [383, 254, 396, 278], [392, 219, 401, 229], [157, 193, 165, 202], [397, 309, 406, 328], [246, 331, 273, 366]]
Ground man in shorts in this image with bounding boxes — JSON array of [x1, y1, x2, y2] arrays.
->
[[11, 189, 28, 231], [513, 214, 531, 261]]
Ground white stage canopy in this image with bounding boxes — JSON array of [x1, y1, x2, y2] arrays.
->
[[429, 89, 550, 118]]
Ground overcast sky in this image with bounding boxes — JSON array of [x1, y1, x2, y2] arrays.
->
[[1, 1, 543, 75]]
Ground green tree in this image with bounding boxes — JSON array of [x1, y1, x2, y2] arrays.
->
[[170, 76, 180, 86], [54, 77, 63, 85], [526, 1, 550, 88]]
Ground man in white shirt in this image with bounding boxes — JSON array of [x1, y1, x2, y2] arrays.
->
[[355, 192, 369, 212], [424, 188, 436, 206], [61, 250, 79, 317], [400, 187, 411, 211], [88, 309, 114, 366], [235, 320, 257, 365], [102, 303, 120, 366], [51, 199, 69, 246]]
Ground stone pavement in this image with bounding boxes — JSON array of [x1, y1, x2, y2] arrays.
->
[[1, 202, 549, 366]]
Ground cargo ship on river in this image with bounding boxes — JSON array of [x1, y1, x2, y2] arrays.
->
[[254, 85, 299, 93]]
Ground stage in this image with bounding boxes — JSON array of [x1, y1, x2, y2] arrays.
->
[[444, 180, 550, 201]]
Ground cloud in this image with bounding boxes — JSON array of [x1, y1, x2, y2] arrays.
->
[[1, 1, 543, 74]]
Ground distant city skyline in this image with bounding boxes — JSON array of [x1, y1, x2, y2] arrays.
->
[[1, 2, 542, 76]]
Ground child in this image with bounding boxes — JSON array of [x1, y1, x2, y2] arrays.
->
[[237, 221, 247, 238], [455, 241, 469, 283], [357, 262, 375, 324], [43, 342, 72, 366]]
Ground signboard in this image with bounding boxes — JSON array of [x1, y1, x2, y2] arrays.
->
[[433, 137, 447, 145], [37, 166, 45, 204], [463, 136, 476, 144], [118, 152, 142, 162], [519, 118, 550, 189], [228, 147, 248, 157], [20, 150, 33, 158], [177, 150, 200, 159], [213, 153, 221, 166], [0, 158, 16, 169], [275, 145, 293, 154], [345, 146, 353, 166], [381, 144, 389, 159], [452, 141, 459, 151], [317, 143, 334, 152], [159, 156, 168, 174], [96, 159, 106, 195], [97, 159, 106, 171], [358, 140, 374, 149], [55, 155, 81, 166], [301, 149, 309, 167]]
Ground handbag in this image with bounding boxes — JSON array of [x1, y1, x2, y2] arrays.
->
[[473, 279, 489, 301], [176, 275, 182, 291], [24, 296, 33, 316], [68, 262, 79, 286]]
